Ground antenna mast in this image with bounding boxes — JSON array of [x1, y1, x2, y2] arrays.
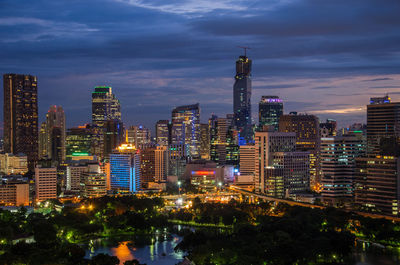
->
[[238, 46, 251, 57]]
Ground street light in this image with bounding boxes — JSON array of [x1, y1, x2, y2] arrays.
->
[[177, 181, 182, 196]]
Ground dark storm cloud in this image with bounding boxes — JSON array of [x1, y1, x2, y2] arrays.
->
[[0, 0, 399, 129]]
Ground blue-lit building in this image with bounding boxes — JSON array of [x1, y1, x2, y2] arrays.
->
[[110, 153, 140, 193]]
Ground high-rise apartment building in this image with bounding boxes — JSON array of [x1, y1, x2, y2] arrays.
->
[[199, 123, 210, 160], [171, 104, 200, 158], [140, 147, 156, 188], [65, 165, 87, 192], [239, 145, 255, 176], [279, 113, 320, 190], [35, 165, 57, 202], [155, 120, 170, 146], [258, 96, 283, 131], [82, 164, 107, 198], [3, 74, 38, 170], [233, 54, 252, 141], [321, 134, 365, 205], [167, 144, 187, 177]]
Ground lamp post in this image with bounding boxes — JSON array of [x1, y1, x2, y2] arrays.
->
[[177, 180, 181, 196]]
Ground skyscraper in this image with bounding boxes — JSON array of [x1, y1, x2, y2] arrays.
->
[[233, 54, 252, 141], [66, 125, 92, 160], [171, 104, 200, 158], [92, 86, 121, 127], [258, 96, 283, 131], [44, 105, 66, 164], [155, 120, 170, 146], [3, 74, 38, 170], [126, 125, 151, 148]]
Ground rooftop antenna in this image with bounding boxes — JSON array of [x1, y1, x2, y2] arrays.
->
[[238, 46, 251, 57]]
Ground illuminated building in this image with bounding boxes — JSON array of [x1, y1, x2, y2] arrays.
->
[[171, 103, 200, 158], [140, 147, 156, 189], [199, 123, 210, 160], [155, 120, 170, 146], [320, 119, 337, 137], [66, 125, 92, 161], [82, 164, 107, 198], [0, 153, 28, 175], [184, 160, 223, 190], [320, 133, 365, 206], [35, 165, 57, 202], [91, 86, 121, 159], [355, 156, 400, 216], [255, 131, 310, 196], [366, 95, 400, 154], [65, 165, 87, 192], [233, 54, 252, 142], [43, 105, 66, 164], [167, 144, 187, 177], [258, 96, 283, 131], [0, 182, 29, 206], [110, 144, 141, 193], [126, 125, 151, 149], [104, 120, 124, 156], [100, 161, 111, 190], [239, 145, 255, 176], [279, 113, 320, 189], [155, 146, 167, 182], [92, 86, 121, 127], [209, 115, 238, 166], [3, 74, 38, 170], [38, 122, 47, 159]]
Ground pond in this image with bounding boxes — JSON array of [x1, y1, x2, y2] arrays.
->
[[84, 233, 185, 265]]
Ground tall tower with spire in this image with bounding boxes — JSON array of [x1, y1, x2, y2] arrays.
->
[[233, 51, 252, 142]]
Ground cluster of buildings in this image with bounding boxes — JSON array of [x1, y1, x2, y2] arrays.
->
[[1, 55, 400, 217]]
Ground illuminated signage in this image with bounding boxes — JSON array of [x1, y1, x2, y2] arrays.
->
[[72, 152, 89, 156], [191, 171, 215, 175]]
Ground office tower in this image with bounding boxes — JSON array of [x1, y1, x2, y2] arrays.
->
[[167, 144, 187, 177], [126, 125, 151, 148], [82, 164, 107, 198], [239, 145, 255, 176], [99, 161, 111, 190], [0, 181, 29, 206], [0, 153, 28, 175], [35, 165, 57, 201], [38, 122, 47, 159], [321, 133, 365, 205], [258, 96, 283, 131], [65, 165, 87, 192], [110, 144, 140, 193], [156, 120, 170, 146], [254, 131, 297, 194], [355, 156, 400, 216], [3, 74, 38, 170], [366, 95, 400, 154], [266, 152, 310, 198], [199, 123, 210, 160], [104, 120, 124, 156], [279, 113, 320, 190], [66, 125, 92, 160], [320, 119, 337, 138], [233, 54, 252, 142], [226, 127, 239, 166], [155, 146, 167, 182], [92, 86, 121, 127], [171, 104, 200, 158], [44, 105, 66, 164]]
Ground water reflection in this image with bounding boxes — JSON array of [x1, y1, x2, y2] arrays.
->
[[85, 234, 184, 265]]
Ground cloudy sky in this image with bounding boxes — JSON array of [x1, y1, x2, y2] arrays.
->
[[1, 0, 400, 132]]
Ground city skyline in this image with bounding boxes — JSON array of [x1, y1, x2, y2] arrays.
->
[[1, 0, 400, 131]]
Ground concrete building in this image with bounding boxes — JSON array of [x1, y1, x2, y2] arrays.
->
[[35, 166, 57, 202], [155, 120, 170, 146], [0, 182, 29, 206], [65, 165, 87, 192], [320, 134, 365, 205], [82, 164, 107, 198], [0, 153, 28, 175], [155, 146, 167, 182]]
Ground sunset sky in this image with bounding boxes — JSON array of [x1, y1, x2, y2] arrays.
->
[[1, 0, 400, 130]]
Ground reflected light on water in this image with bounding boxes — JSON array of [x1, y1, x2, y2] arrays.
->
[[111, 241, 134, 264]]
